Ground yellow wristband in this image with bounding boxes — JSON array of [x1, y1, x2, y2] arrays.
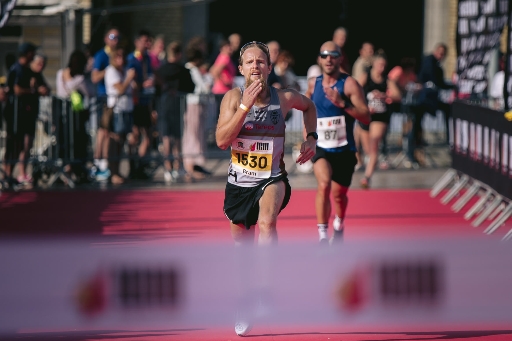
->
[[239, 103, 250, 113]]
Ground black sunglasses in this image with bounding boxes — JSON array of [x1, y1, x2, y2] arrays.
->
[[240, 41, 269, 56], [319, 50, 341, 59]]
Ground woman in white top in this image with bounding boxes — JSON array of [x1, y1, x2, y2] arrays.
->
[[56, 50, 95, 183], [182, 43, 212, 180], [103, 47, 136, 184]]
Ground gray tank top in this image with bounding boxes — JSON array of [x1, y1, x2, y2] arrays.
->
[[227, 86, 287, 187]]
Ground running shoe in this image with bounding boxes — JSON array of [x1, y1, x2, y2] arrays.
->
[[330, 229, 344, 245], [164, 171, 173, 183], [95, 169, 111, 181], [235, 319, 252, 336]]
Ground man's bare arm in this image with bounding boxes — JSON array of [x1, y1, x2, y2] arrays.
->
[[343, 77, 371, 124], [91, 69, 105, 84]]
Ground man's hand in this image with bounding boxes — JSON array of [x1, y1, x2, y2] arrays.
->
[[143, 77, 154, 88], [323, 86, 345, 108], [240, 79, 262, 109], [296, 138, 316, 165]]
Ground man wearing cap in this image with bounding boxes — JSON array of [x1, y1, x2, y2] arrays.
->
[[3, 42, 48, 187], [90, 27, 121, 181]]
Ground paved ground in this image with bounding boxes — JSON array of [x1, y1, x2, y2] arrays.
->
[[3, 143, 451, 193]]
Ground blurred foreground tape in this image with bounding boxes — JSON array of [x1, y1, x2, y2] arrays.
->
[[0, 238, 511, 331]]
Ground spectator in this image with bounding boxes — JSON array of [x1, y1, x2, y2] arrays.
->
[[56, 49, 95, 183], [209, 39, 235, 119], [306, 60, 322, 81], [127, 29, 154, 179], [182, 39, 212, 180], [91, 27, 120, 180], [273, 50, 301, 91], [149, 34, 166, 72], [409, 42, 455, 166], [266, 40, 283, 88], [489, 53, 505, 110], [3, 42, 49, 187], [332, 27, 351, 74], [154, 41, 195, 183], [103, 47, 136, 185], [352, 42, 375, 82], [228, 33, 242, 75]]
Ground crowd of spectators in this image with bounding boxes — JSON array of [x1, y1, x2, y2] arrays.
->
[[1, 24, 497, 190]]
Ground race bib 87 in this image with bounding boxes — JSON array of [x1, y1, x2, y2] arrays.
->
[[317, 116, 348, 149], [231, 138, 273, 178]]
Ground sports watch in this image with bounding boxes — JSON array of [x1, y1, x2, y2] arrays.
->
[[306, 132, 318, 140]]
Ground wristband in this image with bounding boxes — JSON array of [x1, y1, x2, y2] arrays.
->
[[239, 103, 250, 113]]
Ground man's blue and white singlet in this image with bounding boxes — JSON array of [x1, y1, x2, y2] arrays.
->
[[311, 74, 356, 153]]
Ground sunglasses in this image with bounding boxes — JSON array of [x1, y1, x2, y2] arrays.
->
[[319, 50, 341, 59], [240, 41, 269, 56], [108, 34, 119, 41]]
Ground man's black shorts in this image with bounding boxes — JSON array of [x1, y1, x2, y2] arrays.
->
[[311, 148, 357, 187], [223, 173, 291, 230]]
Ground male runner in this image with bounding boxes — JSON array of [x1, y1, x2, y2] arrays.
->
[[305, 41, 370, 244]]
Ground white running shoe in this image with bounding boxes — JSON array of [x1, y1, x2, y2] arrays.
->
[[333, 216, 344, 230], [234, 318, 252, 336]]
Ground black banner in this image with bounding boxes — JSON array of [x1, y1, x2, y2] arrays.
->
[[451, 101, 512, 199], [456, 0, 508, 97], [0, 0, 16, 30]]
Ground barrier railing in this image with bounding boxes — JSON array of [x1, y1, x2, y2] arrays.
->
[[430, 101, 512, 240], [0, 89, 451, 189]]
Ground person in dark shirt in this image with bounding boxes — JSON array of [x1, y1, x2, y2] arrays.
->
[[407, 42, 454, 166], [126, 29, 154, 179], [154, 41, 195, 182], [3, 42, 49, 187]]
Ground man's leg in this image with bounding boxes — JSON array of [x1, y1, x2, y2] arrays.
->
[[230, 222, 256, 246], [313, 158, 333, 242], [257, 180, 286, 246]]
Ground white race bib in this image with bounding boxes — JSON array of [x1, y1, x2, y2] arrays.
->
[[317, 116, 348, 149], [231, 138, 273, 179]]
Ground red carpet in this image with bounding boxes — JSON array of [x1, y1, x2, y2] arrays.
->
[[0, 188, 504, 240]]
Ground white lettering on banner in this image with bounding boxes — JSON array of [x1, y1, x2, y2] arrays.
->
[[459, 18, 469, 34], [1, 239, 512, 333], [462, 120, 469, 155], [474, 81, 488, 93], [459, 80, 475, 93], [484, 126, 490, 164], [509, 136, 512, 177], [466, 65, 486, 79], [470, 16, 486, 32], [480, 0, 496, 14], [494, 131, 501, 171], [502, 133, 508, 175], [455, 119, 461, 153], [449, 117, 454, 150], [490, 129, 496, 168], [499, 0, 508, 13], [470, 123, 476, 160], [459, 0, 479, 17], [476, 124, 483, 161], [461, 36, 477, 54]]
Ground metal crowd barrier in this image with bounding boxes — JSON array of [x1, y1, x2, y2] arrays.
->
[[0, 87, 453, 188]]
